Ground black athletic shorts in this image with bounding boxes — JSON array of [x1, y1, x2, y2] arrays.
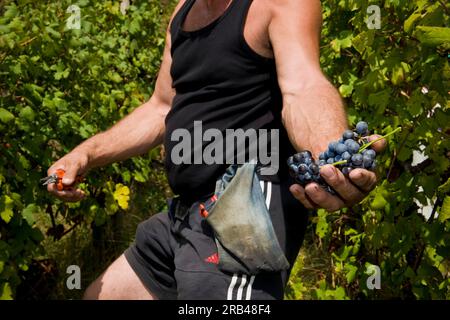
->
[[124, 176, 309, 300]]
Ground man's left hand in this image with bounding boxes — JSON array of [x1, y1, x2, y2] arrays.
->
[[290, 135, 387, 212]]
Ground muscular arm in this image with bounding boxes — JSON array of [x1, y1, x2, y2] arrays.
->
[[268, 0, 385, 211], [269, 0, 346, 157], [75, 31, 174, 170]]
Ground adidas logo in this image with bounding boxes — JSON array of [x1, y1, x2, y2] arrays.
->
[[204, 253, 219, 264]]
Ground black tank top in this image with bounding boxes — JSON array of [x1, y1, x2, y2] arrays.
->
[[165, 0, 294, 199]]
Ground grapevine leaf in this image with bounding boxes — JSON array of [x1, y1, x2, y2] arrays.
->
[[113, 184, 130, 210], [0, 282, 13, 300], [0, 108, 15, 124], [19, 106, 35, 122], [414, 26, 450, 49], [404, 12, 422, 33], [371, 192, 387, 210], [437, 178, 450, 199], [339, 84, 354, 97], [0, 195, 14, 223], [438, 196, 450, 223], [315, 209, 329, 239], [352, 31, 374, 55], [94, 209, 107, 227], [345, 264, 358, 284], [22, 204, 38, 226]]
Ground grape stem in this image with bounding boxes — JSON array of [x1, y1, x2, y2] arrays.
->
[[331, 160, 348, 166], [359, 127, 402, 152], [322, 127, 402, 167], [327, 127, 402, 167]]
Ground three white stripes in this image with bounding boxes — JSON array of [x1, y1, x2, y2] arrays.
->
[[228, 274, 256, 300], [226, 180, 272, 300]]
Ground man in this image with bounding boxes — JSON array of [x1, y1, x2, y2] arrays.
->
[[47, 0, 385, 299]]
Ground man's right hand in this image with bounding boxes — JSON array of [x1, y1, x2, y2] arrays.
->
[[47, 151, 90, 202]]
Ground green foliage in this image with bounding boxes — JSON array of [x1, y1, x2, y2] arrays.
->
[[287, 0, 449, 300], [0, 0, 172, 298], [1, 0, 448, 300]]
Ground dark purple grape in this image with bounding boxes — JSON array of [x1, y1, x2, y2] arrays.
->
[[300, 151, 312, 159], [326, 158, 335, 165], [365, 149, 376, 159], [351, 154, 363, 166], [356, 121, 368, 136], [328, 142, 338, 153], [287, 156, 294, 166], [335, 143, 348, 155], [289, 164, 299, 174], [294, 153, 304, 163], [298, 163, 308, 174], [304, 172, 312, 182], [325, 150, 335, 159], [348, 141, 360, 154], [363, 155, 373, 168], [344, 139, 354, 147], [334, 155, 342, 162], [342, 167, 352, 175], [310, 164, 320, 174], [342, 151, 351, 161], [318, 160, 326, 166], [343, 130, 354, 140], [319, 152, 326, 160]]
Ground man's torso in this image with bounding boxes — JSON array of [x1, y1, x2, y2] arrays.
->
[[165, 0, 291, 199]]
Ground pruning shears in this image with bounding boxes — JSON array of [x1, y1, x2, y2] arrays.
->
[[40, 169, 83, 191]]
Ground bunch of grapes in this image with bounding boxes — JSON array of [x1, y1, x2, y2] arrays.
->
[[287, 121, 377, 194]]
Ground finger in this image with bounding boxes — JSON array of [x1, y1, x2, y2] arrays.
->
[[61, 165, 79, 185], [305, 182, 345, 212], [47, 184, 83, 199], [320, 165, 365, 205], [63, 189, 86, 201], [349, 169, 378, 193], [47, 184, 85, 202], [47, 164, 65, 176], [57, 190, 85, 203], [290, 184, 317, 210], [367, 134, 387, 153]]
